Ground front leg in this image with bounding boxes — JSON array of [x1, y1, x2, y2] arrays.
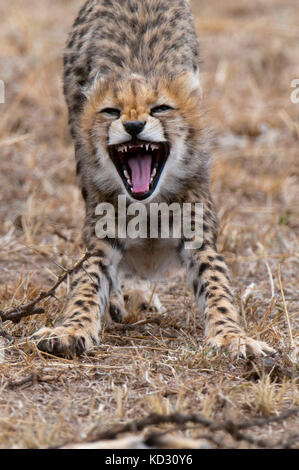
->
[[180, 200, 275, 358], [185, 246, 275, 357], [32, 242, 120, 357]]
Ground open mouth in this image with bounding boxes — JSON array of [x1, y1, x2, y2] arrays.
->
[[108, 140, 169, 200]]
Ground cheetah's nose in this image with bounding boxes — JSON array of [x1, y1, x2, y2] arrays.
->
[[124, 121, 145, 137]]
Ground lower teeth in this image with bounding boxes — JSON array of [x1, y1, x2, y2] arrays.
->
[[122, 164, 158, 190], [123, 170, 132, 185]]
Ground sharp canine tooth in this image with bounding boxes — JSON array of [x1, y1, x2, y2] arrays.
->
[[146, 144, 149, 151], [151, 168, 157, 178]]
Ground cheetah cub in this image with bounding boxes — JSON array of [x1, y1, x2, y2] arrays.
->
[[33, 0, 275, 358]]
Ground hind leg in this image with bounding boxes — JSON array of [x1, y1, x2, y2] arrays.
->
[[107, 288, 131, 324], [108, 279, 164, 324], [124, 280, 164, 316]]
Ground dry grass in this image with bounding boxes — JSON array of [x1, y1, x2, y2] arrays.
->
[[0, 0, 298, 449]]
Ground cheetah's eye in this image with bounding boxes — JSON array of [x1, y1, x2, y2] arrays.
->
[[151, 105, 175, 115], [99, 108, 121, 118]]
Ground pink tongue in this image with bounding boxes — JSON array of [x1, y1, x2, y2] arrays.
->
[[128, 154, 152, 194]]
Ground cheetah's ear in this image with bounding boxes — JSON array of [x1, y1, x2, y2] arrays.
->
[[82, 73, 106, 99], [177, 68, 203, 98]]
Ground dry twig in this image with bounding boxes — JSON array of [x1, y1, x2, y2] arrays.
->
[[86, 408, 299, 447], [0, 252, 94, 324], [7, 371, 58, 389]]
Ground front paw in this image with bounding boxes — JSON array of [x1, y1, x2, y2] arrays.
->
[[206, 333, 276, 359], [31, 326, 98, 358]]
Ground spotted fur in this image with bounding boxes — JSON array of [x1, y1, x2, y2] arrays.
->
[[32, 0, 275, 359]]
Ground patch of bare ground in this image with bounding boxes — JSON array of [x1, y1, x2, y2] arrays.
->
[[0, 0, 298, 448]]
